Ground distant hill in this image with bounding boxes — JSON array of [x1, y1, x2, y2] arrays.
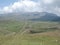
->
[[0, 12, 60, 21], [29, 12, 60, 21]]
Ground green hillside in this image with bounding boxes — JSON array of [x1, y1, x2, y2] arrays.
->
[[0, 20, 60, 45]]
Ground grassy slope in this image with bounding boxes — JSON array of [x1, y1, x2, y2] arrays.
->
[[0, 31, 60, 45], [0, 21, 60, 45], [0, 20, 25, 35]]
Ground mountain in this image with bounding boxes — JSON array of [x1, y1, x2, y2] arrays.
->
[[0, 12, 60, 21], [29, 12, 60, 21]]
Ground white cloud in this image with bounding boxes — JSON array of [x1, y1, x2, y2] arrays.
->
[[2, 6, 13, 13], [0, 0, 60, 16], [42, 0, 53, 4], [0, 0, 42, 13], [53, 7, 60, 16]]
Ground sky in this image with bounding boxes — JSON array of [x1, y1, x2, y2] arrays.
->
[[0, 0, 60, 15]]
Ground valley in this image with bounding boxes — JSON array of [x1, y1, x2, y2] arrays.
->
[[0, 20, 60, 45]]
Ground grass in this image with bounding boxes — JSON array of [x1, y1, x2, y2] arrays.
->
[[0, 31, 60, 45], [0, 20, 25, 35], [0, 20, 60, 45]]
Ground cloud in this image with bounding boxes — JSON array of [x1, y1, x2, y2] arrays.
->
[[42, 0, 53, 4], [0, 0, 60, 16], [0, 0, 42, 13]]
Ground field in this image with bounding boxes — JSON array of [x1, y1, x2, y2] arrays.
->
[[0, 20, 60, 45]]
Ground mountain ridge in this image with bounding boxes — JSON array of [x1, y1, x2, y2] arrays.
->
[[0, 12, 60, 21]]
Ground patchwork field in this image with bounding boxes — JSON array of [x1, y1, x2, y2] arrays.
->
[[0, 20, 60, 45]]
